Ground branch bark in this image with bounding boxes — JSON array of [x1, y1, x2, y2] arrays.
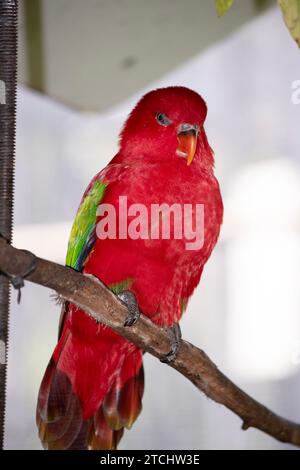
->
[[0, 236, 300, 447]]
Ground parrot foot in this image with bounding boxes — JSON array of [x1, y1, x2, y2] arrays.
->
[[161, 323, 182, 364], [118, 290, 140, 327]]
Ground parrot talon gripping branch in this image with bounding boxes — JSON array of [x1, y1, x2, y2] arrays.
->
[[118, 290, 141, 327], [160, 323, 182, 364]]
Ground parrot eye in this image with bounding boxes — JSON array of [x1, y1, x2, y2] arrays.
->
[[156, 112, 172, 127]]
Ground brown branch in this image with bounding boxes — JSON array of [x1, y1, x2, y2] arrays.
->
[[0, 236, 300, 447]]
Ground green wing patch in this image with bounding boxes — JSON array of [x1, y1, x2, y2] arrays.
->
[[109, 278, 134, 295], [66, 180, 107, 271]]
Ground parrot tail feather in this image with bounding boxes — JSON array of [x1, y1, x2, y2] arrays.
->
[[88, 350, 144, 450], [36, 321, 144, 450], [36, 357, 85, 450]]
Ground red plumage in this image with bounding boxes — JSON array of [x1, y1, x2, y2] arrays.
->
[[37, 87, 223, 449]]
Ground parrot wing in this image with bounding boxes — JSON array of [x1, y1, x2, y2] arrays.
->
[[58, 178, 107, 338], [66, 179, 107, 272]]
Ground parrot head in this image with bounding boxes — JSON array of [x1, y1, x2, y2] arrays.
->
[[120, 86, 214, 169]]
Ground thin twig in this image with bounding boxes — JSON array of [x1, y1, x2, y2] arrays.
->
[[0, 237, 300, 447]]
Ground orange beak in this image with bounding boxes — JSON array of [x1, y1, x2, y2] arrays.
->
[[176, 124, 198, 166]]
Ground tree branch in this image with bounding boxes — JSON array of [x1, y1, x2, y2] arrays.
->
[[0, 236, 300, 447]]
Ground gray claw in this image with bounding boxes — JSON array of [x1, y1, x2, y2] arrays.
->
[[118, 290, 140, 327], [161, 323, 182, 363]]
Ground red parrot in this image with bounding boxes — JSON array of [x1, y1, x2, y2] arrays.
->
[[36, 87, 223, 450]]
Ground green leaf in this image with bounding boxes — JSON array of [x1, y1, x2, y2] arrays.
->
[[216, 0, 234, 17], [278, 0, 300, 48], [253, 0, 270, 11]]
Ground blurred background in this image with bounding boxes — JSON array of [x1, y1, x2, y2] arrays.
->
[[4, 0, 300, 449]]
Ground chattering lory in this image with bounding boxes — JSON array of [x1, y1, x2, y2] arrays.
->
[[36, 86, 223, 450]]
